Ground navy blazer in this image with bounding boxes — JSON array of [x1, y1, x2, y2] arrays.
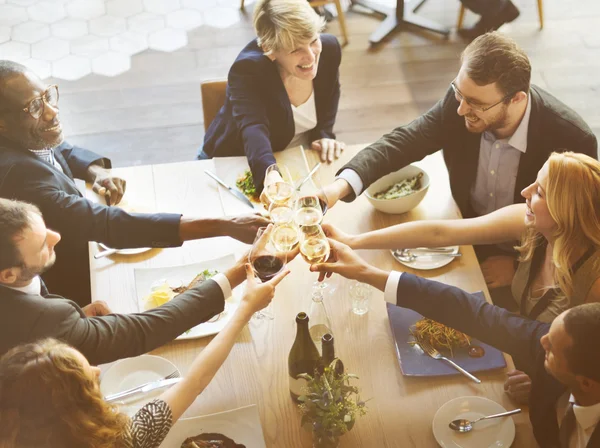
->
[[0, 139, 182, 306], [202, 34, 342, 188], [395, 273, 600, 447]]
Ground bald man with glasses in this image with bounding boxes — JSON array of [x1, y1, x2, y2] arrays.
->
[[321, 32, 596, 306]]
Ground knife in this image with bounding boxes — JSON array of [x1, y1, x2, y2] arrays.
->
[[104, 377, 182, 403], [204, 170, 255, 210], [296, 162, 321, 191]]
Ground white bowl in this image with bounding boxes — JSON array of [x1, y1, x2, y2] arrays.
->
[[365, 165, 429, 214]]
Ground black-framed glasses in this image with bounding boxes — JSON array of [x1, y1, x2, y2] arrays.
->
[[22, 85, 59, 119], [450, 81, 514, 113]]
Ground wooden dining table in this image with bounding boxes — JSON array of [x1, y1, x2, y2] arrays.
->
[[87, 144, 536, 447]]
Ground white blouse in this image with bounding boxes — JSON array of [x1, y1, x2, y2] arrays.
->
[[286, 90, 317, 149]]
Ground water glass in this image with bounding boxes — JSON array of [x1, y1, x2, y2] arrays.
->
[[349, 281, 371, 315]]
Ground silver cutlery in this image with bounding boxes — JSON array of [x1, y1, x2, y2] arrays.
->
[[399, 247, 456, 254], [449, 408, 521, 432], [394, 251, 462, 263], [94, 248, 119, 259], [105, 371, 180, 403], [204, 170, 255, 210], [417, 339, 481, 384], [296, 162, 321, 191]]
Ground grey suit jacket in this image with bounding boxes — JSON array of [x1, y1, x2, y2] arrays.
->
[[0, 280, 224, 365]]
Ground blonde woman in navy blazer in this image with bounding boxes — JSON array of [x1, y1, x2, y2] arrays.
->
[[201, 0, 345, 189]]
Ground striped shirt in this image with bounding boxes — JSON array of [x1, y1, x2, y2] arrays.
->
[[123, 399, 173, 448], [29, 148, 64, 173]]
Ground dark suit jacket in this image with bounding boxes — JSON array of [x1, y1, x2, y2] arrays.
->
[[340, 85, 598, 218], [0, 280, 224, 365], [202, 34, 342, 189], [0, 140, 182, 306], [395, 273, 600, 447]]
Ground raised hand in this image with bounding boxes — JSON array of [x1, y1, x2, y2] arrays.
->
[[241, 263, 290, 315]]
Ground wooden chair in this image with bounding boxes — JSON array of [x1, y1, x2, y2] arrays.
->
[[200, 80, 227, 132], [240, 0, 349, 46], [457, 0, 544, 31]]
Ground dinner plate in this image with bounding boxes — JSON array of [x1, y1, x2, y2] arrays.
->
[[159, 404, 266, 448], [432, 396, 516, 448], [134, 254, 242, 340], [98, 242, 152, 256], [100, 355, 180, 417], [391, 246, 460, 270]]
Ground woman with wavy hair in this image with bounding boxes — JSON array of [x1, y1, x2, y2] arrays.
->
[[324, 151, 600, 323], [0, 264, 289, 448]]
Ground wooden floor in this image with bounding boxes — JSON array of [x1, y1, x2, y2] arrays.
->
[[57, 0, 600, 167]]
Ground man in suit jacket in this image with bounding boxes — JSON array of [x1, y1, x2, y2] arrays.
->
[[0, 198, 250, 365], [0, 60, 269, 306], [322, 32, 597, 290], [311, 239, 600, 448]]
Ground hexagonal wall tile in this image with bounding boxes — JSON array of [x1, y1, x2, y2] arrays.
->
[[143, 0, 181, 15], [0, 26, 10, 44], [90, 15, 127, 37], [148, 28, 187, 52], [27, 1, 66, 24], [109, 31, 148, 56], [66, 0, 105, 20], [92, 51, 131, 77], [31, 37, 69, 61], [166, 9, 203, 30], [21, 58, 52, 78], [128, 12, 165, 35], [0, 41, 30, 62], [70, 34, 109, 58], [11, 21, 50, 44], [181, 0, 217, 12], [0, 4, 28, 26], [203, 7, 240, 28], [52, 54, 91, 80], [51, 18, 88, 39], [106, 0, 143, 18]]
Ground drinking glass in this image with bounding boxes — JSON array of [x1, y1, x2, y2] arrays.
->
[[248, 226, 287, 320], [349, 281, 371, 315], [263, 163, 294, 207], [293, 176, 328, 227], [299, 225, 330, 266]]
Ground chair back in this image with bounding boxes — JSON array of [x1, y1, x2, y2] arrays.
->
[[200, 80, 227, 131]]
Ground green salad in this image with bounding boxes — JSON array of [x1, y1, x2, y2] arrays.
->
[[236, 170, 260, 202], [374, 172, 424, 200]]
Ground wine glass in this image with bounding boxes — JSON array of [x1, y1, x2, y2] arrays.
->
[[248, 226, 288, 320], [263, 163, 294, 207], [299, 225, 330, 266], [293, 175, 329, 227]]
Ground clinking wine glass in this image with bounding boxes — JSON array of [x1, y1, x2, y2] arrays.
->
[[249, 226, 288, 320], [299, 225, 332, 292], [263, 163, 295, 207], [293, 175, 328, 227]]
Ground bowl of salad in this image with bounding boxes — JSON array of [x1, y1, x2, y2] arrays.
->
[[364, 165, 429, 214]]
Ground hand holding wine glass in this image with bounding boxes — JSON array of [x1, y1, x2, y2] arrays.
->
[[261, 163, 294, 209], [240, 263, 290, 317]]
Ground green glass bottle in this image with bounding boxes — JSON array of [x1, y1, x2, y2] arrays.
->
[[319, 333, 344, 377], [288, 312, 320, 402]]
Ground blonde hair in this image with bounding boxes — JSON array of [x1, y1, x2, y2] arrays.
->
[[253, 0, 325, 54], [0, 339, 130, 448], [517, 152, 600, 300]]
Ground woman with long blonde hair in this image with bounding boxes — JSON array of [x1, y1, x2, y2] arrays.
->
[[0, 264, 289, 448], [324, 151, 600, 322]]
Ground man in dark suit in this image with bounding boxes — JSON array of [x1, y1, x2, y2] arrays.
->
[[311, 239, 600, 448], [322, 32, 597, 291], [0, 198, 251, 365], [0, 60, 269, 306]]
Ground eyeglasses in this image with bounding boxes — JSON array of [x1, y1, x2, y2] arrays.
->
[[450, 81, 514, 113], [22, 85, 59, 119]]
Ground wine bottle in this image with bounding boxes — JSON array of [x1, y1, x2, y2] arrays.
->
[[319, 333, 344, 377], [288, 312, 320, 402], [308, 285, 332, 353]]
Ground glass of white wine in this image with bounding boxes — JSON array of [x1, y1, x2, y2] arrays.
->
[[263, 163, 294, 207], [299, 224, 333, 293], [270, 222, 300, 253], [293, 174, 328, 227]]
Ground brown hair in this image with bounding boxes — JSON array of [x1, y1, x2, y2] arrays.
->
[[0, 339, 130, 448], [563, 303, 600, 382], [0, 199, 41, 271], [461, 32, 531, 97]]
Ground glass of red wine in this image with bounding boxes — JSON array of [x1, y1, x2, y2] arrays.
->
[[248, 226, 287, 320]]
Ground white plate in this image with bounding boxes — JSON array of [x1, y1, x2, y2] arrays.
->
[[134, 254, 241, 340], [391, 246, 460, 270], [98, 242, 152, 256], [159, 404, 266, 448], [432, 396, 516, 448], [100, 355, 179, 417]]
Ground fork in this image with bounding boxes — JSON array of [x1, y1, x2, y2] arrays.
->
[[104, 370, 180, 402], [417, 339, 481, 384]]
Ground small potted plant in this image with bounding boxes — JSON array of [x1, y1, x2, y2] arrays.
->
[[297, 360, 368, 448]]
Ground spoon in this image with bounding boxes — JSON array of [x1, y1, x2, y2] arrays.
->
[[449, 408, 521, 433]]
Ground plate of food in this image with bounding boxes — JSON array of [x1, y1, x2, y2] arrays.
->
[[391, 246, 460, 270], [432, 396, 516, 448], [159, 404, 266, 448], [134, 255, 241, 340], [365, 165, 430, 214], [100, 355, 180, 417], [386, 298, 506, 377]]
